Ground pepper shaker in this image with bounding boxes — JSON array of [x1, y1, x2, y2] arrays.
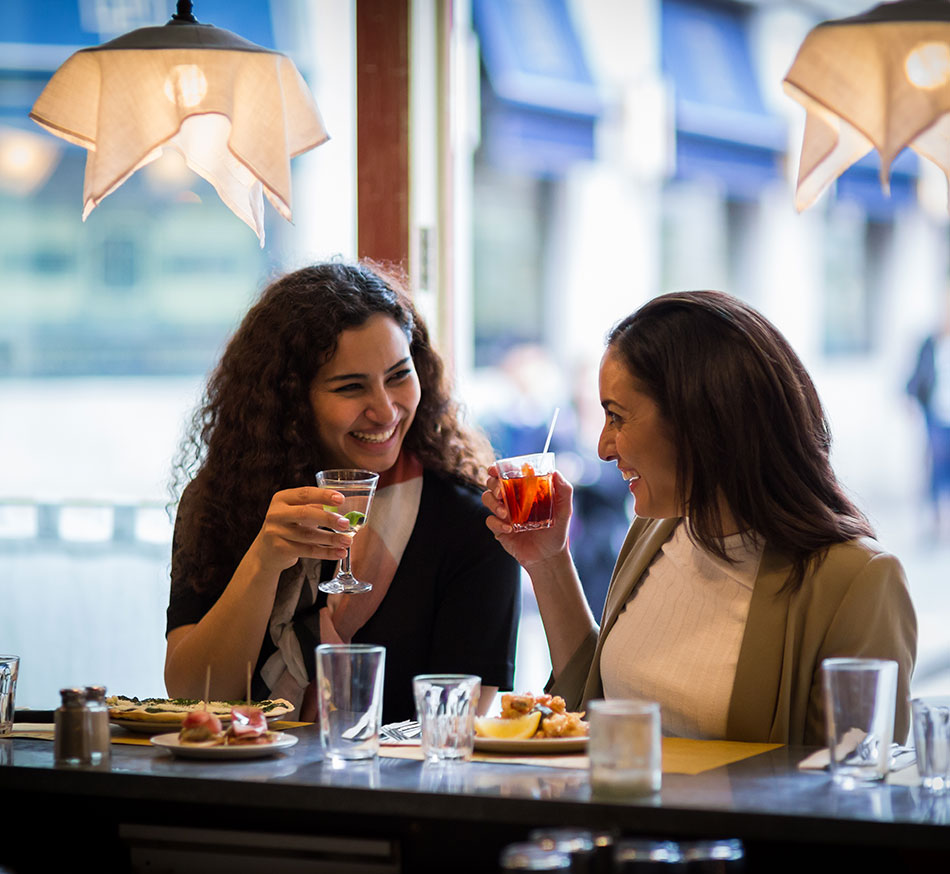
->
[[54, 687, 89, 766]]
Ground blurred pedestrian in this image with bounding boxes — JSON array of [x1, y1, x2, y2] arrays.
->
[[906, 305, 950, 536]]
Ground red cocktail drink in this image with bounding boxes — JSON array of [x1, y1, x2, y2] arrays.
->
[[496, 452, 556, 531]]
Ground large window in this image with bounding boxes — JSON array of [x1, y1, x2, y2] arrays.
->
[[468, 0, 950, 700], [0, 0, 356, 707]]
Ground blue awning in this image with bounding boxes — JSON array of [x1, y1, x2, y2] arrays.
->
[[674, 134, 783, 200], [473, 0, 601, 177], [835, 149, 919, 220], [661, 0, 786, 197]]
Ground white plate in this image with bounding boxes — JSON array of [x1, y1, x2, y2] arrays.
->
[[150, 731, 299, 759], [474, 736, 588, 754]]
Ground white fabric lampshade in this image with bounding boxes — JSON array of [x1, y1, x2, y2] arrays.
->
[[784, 0, 950, 211], [30, 17, 328, 246]]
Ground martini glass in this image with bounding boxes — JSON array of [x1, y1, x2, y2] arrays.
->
[[316, 468, 380, 594]]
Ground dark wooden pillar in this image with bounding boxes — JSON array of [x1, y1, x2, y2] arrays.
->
[[356, 0, 411, 271]]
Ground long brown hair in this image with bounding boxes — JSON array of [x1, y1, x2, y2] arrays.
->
[[607, 290, 873, 591], [172, 261, 492, 595]]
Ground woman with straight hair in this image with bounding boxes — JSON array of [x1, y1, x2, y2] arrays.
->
[[166, 262, 520, 722], [484, 290, 916, 745]]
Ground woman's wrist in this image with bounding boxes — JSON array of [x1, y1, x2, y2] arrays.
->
[[241, 538, 286, 586], [523, 545, 574, 579]]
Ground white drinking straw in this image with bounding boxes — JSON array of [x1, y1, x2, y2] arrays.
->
[[542, 407, 560, 454]]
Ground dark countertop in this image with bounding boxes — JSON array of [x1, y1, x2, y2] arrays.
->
[[3, 725, 948, 872]]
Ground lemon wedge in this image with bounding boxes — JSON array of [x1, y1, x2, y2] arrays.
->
[[474, 710, 542, 740]]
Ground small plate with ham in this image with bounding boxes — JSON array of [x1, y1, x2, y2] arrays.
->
[[151, 706, 298, 759], [151, 731, 298, 760]]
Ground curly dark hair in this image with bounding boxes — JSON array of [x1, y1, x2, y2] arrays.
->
[[172, 261, 493, 596], [607, 290, 873, 592]]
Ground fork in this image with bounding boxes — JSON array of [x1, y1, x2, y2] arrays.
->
[[381, 720, 421, 741]]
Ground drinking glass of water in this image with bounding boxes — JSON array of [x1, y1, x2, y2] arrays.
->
[[0, 656, 20, 737]]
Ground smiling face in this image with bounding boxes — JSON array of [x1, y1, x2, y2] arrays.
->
[[597, 347, 682, 520], [309, 313, 421, 472]]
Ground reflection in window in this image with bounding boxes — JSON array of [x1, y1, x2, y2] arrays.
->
[[161, 254, 238, 275], [4, 249, 74, 274], [660, 180, 729, 294], [472, 163, 549, 366], [101, 238, 138, 288], [823, 209, 890, 357]]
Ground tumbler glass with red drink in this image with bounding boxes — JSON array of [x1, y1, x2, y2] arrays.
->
[[496, 451, 556, 532]]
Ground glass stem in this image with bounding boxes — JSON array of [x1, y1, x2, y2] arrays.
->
[[339, 546, 353, 579]]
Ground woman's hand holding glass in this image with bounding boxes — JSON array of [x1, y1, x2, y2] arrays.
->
[[482, 466, 574, 569], [249, 487, 355, 575]]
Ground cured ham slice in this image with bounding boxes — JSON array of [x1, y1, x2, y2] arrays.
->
[[179, 710, 224, 744]]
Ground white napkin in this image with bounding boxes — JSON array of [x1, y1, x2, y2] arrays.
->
[[886, 763, 921, 787], [798, 726, 917, 778], [798, 727, 865, 770]]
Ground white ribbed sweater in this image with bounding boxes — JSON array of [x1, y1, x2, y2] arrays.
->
[[600, 521, 763, 739]]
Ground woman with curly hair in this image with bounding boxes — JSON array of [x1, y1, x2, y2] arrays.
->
[[165, 262, 520, 721], [484, 290, 916, 745]]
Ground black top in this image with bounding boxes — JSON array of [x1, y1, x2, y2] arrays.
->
[[167, 469, 521, 722]]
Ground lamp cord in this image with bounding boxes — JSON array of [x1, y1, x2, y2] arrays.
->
[[172, 1, 199, 23]]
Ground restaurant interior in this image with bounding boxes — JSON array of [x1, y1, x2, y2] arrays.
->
[[4, 0, 950, 871]]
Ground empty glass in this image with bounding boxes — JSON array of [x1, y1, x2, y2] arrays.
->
[[0, 656, 18, 737], [316, 643, 385, 762], [413, 673, 480, 762], [822, 657, 898, 787], [912, 696, 950, 792]]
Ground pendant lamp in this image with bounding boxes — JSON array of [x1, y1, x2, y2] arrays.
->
[[784, 0, 950, 211], [29, 0, 329, 246]]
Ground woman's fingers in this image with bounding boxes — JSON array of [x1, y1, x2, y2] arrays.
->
[[282, 486, 343, 507], [249, 526, 348, 574], [269, 490, 351, 530], [271, 511, 355, 550], [482, 485, 508, 521], [277, 514, 353, 546], [279, 533, 349, 560], [551, 470, 574, 509], [485, 512, 513, 537]]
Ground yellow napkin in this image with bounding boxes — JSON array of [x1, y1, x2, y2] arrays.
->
[[380, 738, 782, 775], [662, 738, 781, 775]]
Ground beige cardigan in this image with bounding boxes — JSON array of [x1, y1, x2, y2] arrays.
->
[[550, 517, 918, 746]]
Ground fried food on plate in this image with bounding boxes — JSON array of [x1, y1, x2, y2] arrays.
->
[[475, 693, 588, 739]]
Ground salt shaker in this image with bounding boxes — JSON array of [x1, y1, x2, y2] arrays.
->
[[84, 685, 111, 766], [54, 687, 89, 766]]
